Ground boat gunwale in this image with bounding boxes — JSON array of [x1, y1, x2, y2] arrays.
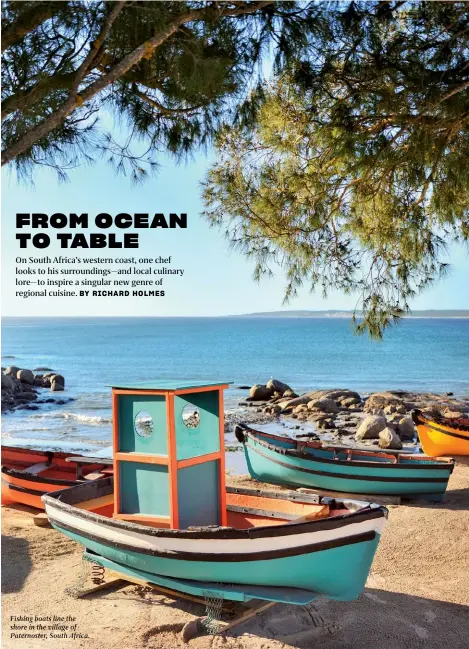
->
[[42, 478, 387, 541], [47, 515, 378, 562], [413, 410, 469, 438], [1, 465, 79, 487], [239, 426, 454, 472]]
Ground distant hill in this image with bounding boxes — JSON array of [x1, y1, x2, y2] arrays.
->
[[240, 310, 469, 318]]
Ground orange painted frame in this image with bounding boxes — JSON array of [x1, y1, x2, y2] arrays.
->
[[115, 452, 168, 465], [113, 513, 171, 527], [166, 393, 179, 528], [176, 451, 221, 469], [218, 387, 228, 526], [112, 389, 120, 518]]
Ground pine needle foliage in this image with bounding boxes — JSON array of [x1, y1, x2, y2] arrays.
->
[[1, 0, 320, 181], [203, 1, 469, 339]]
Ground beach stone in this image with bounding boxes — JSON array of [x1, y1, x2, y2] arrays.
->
[[324, 389, 361, 401], [365, 392, 404, 412], [33, 378, 44, 386], [237, 385, 250, 389], [443, 409, 465, 419], [294, 404, 308, 414], [379, 427, 403, 449], [5, 366, 20, 376], [397, 416, 415, 440], [283, 389, 298, 398], [308, 398, 339, 414], [51, 380, 64, 392], [384, 404, 397, 414], [51, 374, 65, 386], [1, 373, 14, 390], [266, 378, 291, 395], [17, 369, 34, 385], [368, 407, 386, 417], [355, 415, 387, 441], [249, 384, 273, 400], [280, 395, 311, 411], [33, 367, 54, 371], [340, 396, 362, 408]]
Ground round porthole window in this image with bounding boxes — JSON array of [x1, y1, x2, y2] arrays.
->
[[134, 410, 154, 438], [182, 404, 200, 429]]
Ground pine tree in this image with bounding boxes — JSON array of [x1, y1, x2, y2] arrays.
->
[[203, 1, 469, 338], [1, 0, 319, 181]]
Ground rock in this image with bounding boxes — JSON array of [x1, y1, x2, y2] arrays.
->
[[368, 407, 386, 417], [324, 390, 361, 401], [17, 369, 34, 385], [249, 384, 273, 400], [51, 374, 65, 386], [17, 404, 40, 411], [422, 405, 441, 417], [365, 392, 404, 411], [34, 367, 54, 372], [280, 395, 311, 411], [445, 392, 454, 396], [51, 380, 64, 392], [238, 401, 248, 406], [395, 405, 407, 414], [384, 404, 397, 414], [1, 373, 14, 390], [294, 404, 308, 414], [237, 386, 250, 389], [307, 398, 339, 414], [33, 378, 44, 386], [270, 404, 282, 414], [397, 416, 415, 440], [443, 410, 464, 419], [379, 427, 403, 449], [355, 415, 387, 441], [266, 379, 291, 395], [283, 389, 298, 398], [340, 396, 362, 408], [5, 366, 20, 376]]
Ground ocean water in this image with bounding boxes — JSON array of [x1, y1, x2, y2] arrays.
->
[[2, 317, 468, 460]]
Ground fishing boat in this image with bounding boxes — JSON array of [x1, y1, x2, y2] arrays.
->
[[235, 424, 454, 500], [1, 445, 113, 510], [43, 477, 387, 602], [412, 409, 469, 456]]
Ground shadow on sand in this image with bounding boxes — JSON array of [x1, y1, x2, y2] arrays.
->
[[228, 587, 469, 649], [1, 535, 32, 593]]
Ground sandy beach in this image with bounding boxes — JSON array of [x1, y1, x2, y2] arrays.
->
[[2, 463, 468, 649]]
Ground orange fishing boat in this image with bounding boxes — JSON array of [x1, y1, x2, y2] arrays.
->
[[1, 445, 113, 510], [412, 410, 469, 457]]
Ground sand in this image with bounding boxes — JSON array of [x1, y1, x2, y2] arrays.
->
[[2, 464, 468, 649]]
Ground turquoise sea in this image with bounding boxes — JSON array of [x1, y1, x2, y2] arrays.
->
[[2, 317, 468, 459]]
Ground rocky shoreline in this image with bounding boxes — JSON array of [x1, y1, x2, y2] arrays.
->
[[1, 366, 72, 413], [234, 379, 469, 449]]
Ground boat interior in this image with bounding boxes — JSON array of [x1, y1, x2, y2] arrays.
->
[[49, 477, 371, 531], [242, 427, 454, 465]]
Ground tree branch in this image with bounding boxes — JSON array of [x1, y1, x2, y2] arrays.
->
[[1, 1, 64, 52]]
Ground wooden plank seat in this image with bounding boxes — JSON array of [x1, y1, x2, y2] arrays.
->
[[65, 456, 113, 480], [20, 462, 55, 475]]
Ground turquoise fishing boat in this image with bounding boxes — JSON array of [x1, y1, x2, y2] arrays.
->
[[42, 477, 387, 603], [235, 424, 454, 500]]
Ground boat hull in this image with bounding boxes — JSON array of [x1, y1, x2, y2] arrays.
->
[[237, 427, 454, 499], [413, 413, 469, 456], [1, 445, 110, 510], [43, 479, 387, 602]]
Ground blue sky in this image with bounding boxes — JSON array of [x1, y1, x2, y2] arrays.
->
[[2, 148, 469, 317]]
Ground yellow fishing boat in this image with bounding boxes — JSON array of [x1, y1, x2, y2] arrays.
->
[[412, 410, 469, 456]]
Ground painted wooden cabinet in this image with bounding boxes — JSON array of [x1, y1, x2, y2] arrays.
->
[[110, 380, 230, 529]]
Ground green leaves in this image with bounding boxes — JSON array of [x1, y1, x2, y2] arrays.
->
[[203, 2, 469, 339]]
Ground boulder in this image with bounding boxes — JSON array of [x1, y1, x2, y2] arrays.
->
[[17, 369, 34, 385], [397, 416, 415, 440], [294, 404, 308, 414], [1, 373, 14, 390], [384, 404, 397, 414], [308, 398, 339, 414], [51, 380, 64, 392], [340, 396, 362, 408], [51, 374, 65, 386], [34, 367, 54, 372], [396, 405, 407, 415], [324, 390, 361, 401], [365, 392, 404, 412], [266, 379, 292, 395], [283, 389, 298, 398], [379, 427, 403, 450], [444, 409, 465, 419], [249, 384, 273, 401], [33, 378, 44, 386], [355, 415, 387, 441], [280, 395, 311, 411], [5, 366, 20, 376]]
